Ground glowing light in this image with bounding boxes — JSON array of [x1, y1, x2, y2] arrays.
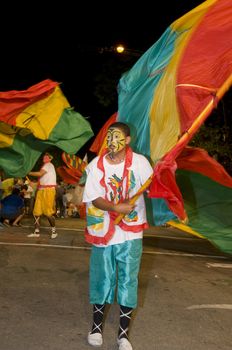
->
[[116, 45, 125, 53]]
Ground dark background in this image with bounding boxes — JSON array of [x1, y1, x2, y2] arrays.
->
[[1, 1, 204, 134]]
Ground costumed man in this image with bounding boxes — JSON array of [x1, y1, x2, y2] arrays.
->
[[83, 122, 153, 350], [27, 152, 57, 239]]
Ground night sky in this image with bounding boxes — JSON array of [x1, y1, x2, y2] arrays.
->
[[1, 0, 204, 137]]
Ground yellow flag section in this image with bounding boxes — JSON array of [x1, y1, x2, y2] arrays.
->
[[0, 86, 69, 148], [14, 86, 69, 140], [0, 122, 26, 148], [168, 220, 205, 239]]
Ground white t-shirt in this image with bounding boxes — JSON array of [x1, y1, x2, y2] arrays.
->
[[24, 185, 33, 199], [83, 152, 153, 246], [39, 163, 56, 187]]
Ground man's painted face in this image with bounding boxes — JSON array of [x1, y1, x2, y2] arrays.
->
[[106, 127, 126, 153]]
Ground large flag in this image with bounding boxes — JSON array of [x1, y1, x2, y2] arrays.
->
[[90, 0, 232, 255], [0, 79, 94, 177]]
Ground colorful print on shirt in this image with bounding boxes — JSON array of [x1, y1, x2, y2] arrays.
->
[[107, 170, 138, 222], [86, 205, 104, 231]]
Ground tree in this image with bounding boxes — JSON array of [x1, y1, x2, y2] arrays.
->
[[190, 88, 232, 175]]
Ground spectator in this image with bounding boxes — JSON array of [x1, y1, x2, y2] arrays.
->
[[23, 180, 34, 215], [0, 187, 25, 226], [56, 182, 66, 218], [1, 177, 14, 199]]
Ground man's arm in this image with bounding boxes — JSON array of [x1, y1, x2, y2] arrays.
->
[[92, 197, 134, 215]]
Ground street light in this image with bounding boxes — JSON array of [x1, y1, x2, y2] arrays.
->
[[116, 45, 125, 54], [98, 45, 143, 57], [76, 44, 143, 58], [115, 44, 142, 57]]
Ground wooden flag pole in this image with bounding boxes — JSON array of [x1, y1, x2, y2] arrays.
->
[[114, 176, 153, 225]]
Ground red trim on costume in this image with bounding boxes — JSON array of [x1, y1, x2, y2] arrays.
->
[[38, 185, 56, 189], [86, 147, 148, 245], [85, 217, 116, 245], [97, 146, 133, 196], [118, 221, 148, 232]]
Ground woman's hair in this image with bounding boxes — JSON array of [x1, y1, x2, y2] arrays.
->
[[108, 122, 130, 136]]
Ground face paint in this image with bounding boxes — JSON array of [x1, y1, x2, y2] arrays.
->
[[106, 128, 126, 153]]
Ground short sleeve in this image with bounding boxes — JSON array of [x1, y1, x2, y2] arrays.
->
[[82, 158, 105, 203], [137, 154, 153, 185]]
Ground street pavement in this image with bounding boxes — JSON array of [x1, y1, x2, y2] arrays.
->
[[0, 215, 230, 258], [1, 216, 232, 350]]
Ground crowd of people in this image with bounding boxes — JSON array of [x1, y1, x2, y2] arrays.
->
[[0, 176, 36, 228], [0, 157, 85, 234]]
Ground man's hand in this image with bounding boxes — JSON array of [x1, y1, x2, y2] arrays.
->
[[113, 202, 135, 215], [92, 197, 134, 214]]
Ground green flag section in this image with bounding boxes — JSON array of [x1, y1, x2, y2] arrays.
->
[[0, 80, 94, 178], [0, 130, 48, 178], [172, 170, 232, 256], [0, 108, 93, 178], [47, 107, 94, 153]]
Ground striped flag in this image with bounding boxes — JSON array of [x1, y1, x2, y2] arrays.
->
[[0, 79, 94, 177]]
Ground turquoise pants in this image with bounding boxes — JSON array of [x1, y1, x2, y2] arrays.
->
[[89, 239, 142, 308]]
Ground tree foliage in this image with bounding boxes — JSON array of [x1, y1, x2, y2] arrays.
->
[[190, 88, 232, 175]]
